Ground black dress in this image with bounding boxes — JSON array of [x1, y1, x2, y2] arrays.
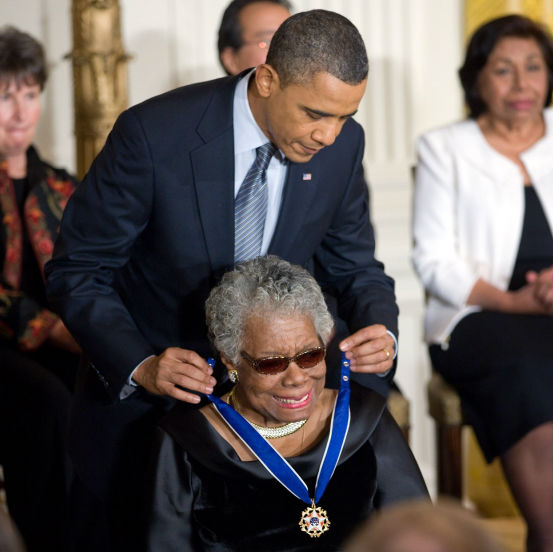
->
[[430, 186, 553, 462], [144, 383, 428, 552]]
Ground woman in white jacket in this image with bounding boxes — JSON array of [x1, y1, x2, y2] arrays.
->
[[412, 15, 552, 552]]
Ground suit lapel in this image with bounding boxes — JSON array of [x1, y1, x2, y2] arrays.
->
[[191, 75, 242, 273], [190, 71, 320, 270], [191, 134, 235, 272], [269, 161, 318, 259]]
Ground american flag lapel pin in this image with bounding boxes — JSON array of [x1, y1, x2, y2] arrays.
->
[[302, 173, 312, 181]]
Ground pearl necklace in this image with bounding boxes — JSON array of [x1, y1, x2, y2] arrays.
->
[[227, 387, 308, 439]]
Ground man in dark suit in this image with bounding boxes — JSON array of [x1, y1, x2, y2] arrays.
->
[[46, 9, 398, 550]]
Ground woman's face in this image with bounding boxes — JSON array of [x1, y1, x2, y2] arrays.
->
[[477, 36, 548, 124], [227, 312, 326, 427], [0, 79, 41, 158]]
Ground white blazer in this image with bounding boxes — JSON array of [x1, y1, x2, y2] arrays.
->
[[412, 107, 553, 345]]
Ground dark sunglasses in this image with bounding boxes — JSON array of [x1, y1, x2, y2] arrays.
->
[[240, 346, 326, 375]]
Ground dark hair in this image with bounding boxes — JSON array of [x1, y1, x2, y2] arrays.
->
[[217, 0, 292, 56], [459, 14, 553, 118], [0, 26, 48, 90], [266, 9, 368, 87]]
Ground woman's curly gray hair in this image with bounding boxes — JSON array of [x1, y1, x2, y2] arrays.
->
[[205, 256, 334, 364]]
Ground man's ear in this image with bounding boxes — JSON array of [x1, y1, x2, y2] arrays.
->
[[220, 47, 240, 76], [254, 63, 280, 98]]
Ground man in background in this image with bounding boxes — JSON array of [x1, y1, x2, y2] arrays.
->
[[218, 0, 291, 75]]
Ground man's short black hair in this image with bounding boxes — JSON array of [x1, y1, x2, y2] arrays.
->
[[265, 9, 368, 87], [0, 26, 48, 90], [459, 14, 553, 118]]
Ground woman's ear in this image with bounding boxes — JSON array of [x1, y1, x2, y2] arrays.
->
[[220, 354, 235, 371], [220, 354, 240, 383]]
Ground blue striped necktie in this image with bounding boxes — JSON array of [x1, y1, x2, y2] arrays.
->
[[234, 142, 277, 264]]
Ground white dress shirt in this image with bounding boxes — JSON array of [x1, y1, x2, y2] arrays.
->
[[233, 70, 288, 254]]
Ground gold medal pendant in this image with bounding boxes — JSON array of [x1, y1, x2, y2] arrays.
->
[[299, 502, 330, 537], [212, 355, 351, 541]]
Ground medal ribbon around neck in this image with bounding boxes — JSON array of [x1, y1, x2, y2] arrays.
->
[[206, 353, 351, 537]]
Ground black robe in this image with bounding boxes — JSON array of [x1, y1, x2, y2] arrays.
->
[[145, 383, 428, 551]]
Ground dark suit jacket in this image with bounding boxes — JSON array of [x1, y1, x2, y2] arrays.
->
[[45, 72, 398, 496]]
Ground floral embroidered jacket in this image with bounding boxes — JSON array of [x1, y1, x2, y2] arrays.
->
[[0, 146, 76, 351]]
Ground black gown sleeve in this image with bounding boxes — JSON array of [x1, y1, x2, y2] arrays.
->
[[371, 408, 429, 507], [145, 428, 197, 552]]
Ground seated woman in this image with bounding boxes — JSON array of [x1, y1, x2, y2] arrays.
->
[[412, 14, 553, 552], [145, 255, 427, 551], [0, 25, 80, 551]]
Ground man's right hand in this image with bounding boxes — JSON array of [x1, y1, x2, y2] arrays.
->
[[132, 348, 216, 403]]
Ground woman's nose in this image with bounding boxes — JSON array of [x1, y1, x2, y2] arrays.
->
[[281, 361, 308, 385], [513, 68, 528, 90], [11, 98, 26, 121]]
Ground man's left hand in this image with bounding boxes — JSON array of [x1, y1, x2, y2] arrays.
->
[[339, 324, 395, 374]]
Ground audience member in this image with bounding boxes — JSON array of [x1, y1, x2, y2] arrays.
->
[[145, 256, 427, 551], [0, 26, 80, 551], [412, 14, 553, 552], [345, 499, 505, 552], [46, 9, 399, 550], [217, 0, 292, 75]]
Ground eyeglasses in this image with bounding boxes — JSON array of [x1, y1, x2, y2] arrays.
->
[[241, 346, 326, 375], [240, 39, 270, 51]]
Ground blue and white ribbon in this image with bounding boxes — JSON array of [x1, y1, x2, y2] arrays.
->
[[207, 353, 351, 506]]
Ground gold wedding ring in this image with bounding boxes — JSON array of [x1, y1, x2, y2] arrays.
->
[[383, 348, 390, 360]]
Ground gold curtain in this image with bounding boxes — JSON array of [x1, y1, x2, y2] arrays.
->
[[68, 0, 131, 179], [465, 0, 553, 38]]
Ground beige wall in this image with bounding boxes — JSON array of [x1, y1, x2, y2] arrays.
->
[[3, 0, 468, 495]]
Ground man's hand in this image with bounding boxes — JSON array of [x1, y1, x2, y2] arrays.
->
[[526, 266, 553, 314], [132, 348, 216, 404], [339, 324, 395, 374]]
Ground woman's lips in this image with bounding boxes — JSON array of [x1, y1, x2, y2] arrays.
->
[[273, 389, 312, 409], [7, 128, 29, 136], [509, 99, 534, 110]]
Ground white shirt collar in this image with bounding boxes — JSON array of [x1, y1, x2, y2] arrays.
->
[[233, 70, 271, 155]]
